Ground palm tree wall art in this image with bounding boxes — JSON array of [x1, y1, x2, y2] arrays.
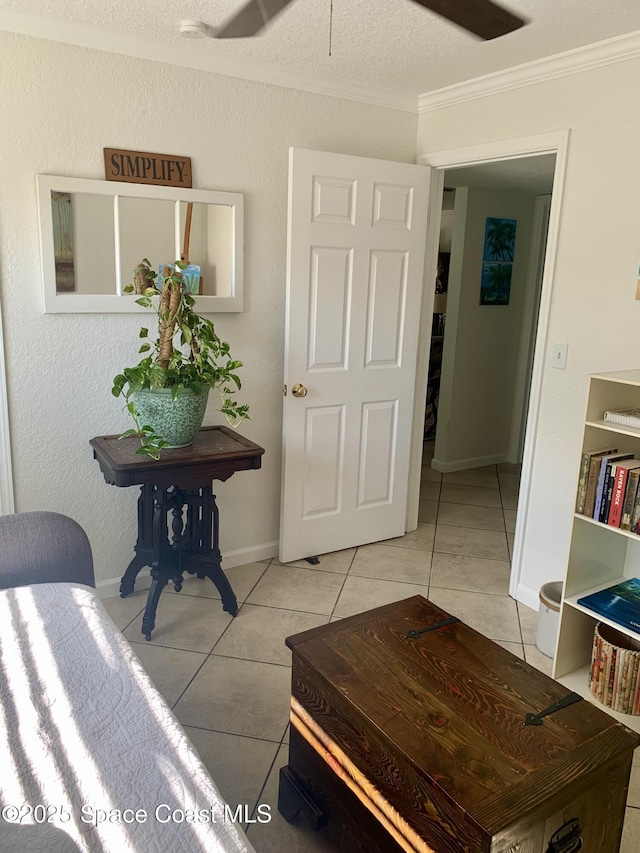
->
[[480, 217, 517, 305]]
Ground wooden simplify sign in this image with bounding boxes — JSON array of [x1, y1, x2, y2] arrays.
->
[[104, 148, 192, 188]]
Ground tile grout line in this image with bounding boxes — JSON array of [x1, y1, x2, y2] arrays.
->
[[420, 442, 435, 596], [168, 603, 249, 710], [428, 443, 442, 599], [181, 723, 283, 745], [164, 562, 272, 709], [328, 546, 359, 621]]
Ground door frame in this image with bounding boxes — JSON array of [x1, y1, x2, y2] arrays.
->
[[0, 297, 14, 515], [410, 130, 570, 606], [508, 193, 552, 464]]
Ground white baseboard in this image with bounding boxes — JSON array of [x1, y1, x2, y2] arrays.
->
[[430, 452, 508, 474], [222, 540, 279, 568], [95, 540, 279, 600], [96, 570, 152, 600], [515, 581, 540, 613]]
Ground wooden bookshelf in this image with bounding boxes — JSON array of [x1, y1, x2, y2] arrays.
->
[[564, 577, 639, 640], [557, 665, 640, 728], [555, 371, 640, 733], [585, 419, 640, 439]]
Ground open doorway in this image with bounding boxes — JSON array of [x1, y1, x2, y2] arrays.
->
[[419, 154, 556, 590], [409, 132, 569, 607], [428, 155, 556, 473]]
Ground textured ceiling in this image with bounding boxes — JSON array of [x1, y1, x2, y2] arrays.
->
[[2, 0, 640, 95]]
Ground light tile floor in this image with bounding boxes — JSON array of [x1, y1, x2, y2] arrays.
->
[[103, 441, 640, 852]]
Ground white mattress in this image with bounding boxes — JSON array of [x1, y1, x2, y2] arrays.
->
[[0, 582, 255, 853]]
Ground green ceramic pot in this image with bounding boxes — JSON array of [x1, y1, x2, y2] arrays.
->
[[132, 387, 210, 448]]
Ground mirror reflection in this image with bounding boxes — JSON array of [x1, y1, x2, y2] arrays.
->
[[52, 192, 233, 297], [52, 192, 116, 294], [178, 202, 232, 297], [118, 197, 175, 294]]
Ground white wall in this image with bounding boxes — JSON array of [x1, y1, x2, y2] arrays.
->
[[0, 30, 418, 589], [418, 56, 640, 605], [434, 186, 534, 471], [439, 208, 454, 251]]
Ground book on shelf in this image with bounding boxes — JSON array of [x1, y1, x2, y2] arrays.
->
[[599, 461, 617, 523], [604, 408, 640, 430], [575, 447, 618, 514], [578, 579, 640, 634], [631, 488, 640, 534], [608, 460, 640, 527], [584, 450, 619, 517], [594, 453, 633, 521], [621, 469, 640, 530]]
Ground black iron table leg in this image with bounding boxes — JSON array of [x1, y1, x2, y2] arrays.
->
[[182, 487, 238, 615], [140, 497, 167, 640], [141, 569, 170, 641], [120, 484, 155, 596], [119, 554, 148, 597], [134, 484, 239, 638], [205, 487, 238, 615]]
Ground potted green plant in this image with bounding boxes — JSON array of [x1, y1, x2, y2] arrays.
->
[[112, 259, 249, 459]]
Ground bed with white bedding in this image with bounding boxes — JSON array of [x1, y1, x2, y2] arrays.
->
[[0, 581, 255, 853]]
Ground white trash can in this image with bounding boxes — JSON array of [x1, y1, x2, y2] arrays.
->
[[536, 581, 563, 658]]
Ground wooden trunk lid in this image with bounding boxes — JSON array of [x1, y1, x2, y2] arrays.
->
[[286, 596, 639, 849]]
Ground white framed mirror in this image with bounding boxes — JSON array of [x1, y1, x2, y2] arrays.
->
[[36, 175, 244, 313]]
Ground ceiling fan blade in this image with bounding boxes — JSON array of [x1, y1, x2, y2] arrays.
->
[[410, 0, 527, 40], [216, 0, 296, 38]]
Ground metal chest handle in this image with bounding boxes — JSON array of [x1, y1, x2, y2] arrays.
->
[[405, 616, 460, 639], [524, 691, 583, 726], [545, 817, 583, 853]]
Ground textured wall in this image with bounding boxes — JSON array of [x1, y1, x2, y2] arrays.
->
[[417, 58, 640, 604], [0, 31, 418, 587]]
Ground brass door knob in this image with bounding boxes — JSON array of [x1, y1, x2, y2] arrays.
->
[[291, 383, 308, 398]]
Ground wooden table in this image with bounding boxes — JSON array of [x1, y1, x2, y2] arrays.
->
[[280, 595, 639, 853], [90, 426, 264, 640]]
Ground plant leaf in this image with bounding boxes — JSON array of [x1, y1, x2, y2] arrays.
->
[[118, 429, 139, 439]]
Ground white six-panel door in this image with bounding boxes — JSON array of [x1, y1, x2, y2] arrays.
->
[[280, 148, 430, 563]]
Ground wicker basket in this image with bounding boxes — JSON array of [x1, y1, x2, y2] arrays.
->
[[589, 622, 640, 714]]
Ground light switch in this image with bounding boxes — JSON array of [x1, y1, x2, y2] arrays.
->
[[552, 343, 568, 370]]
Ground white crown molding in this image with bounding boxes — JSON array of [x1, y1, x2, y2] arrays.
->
[[0, 8, 417, 113], [418, 29, 640, 113]]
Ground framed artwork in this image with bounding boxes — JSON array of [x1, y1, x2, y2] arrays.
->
[[480, 217, 516, 306]]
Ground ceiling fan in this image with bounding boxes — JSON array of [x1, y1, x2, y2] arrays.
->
[[215, 0, 528, 41]]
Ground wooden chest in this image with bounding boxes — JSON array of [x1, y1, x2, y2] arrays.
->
[[279, 596, 639, 853]]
